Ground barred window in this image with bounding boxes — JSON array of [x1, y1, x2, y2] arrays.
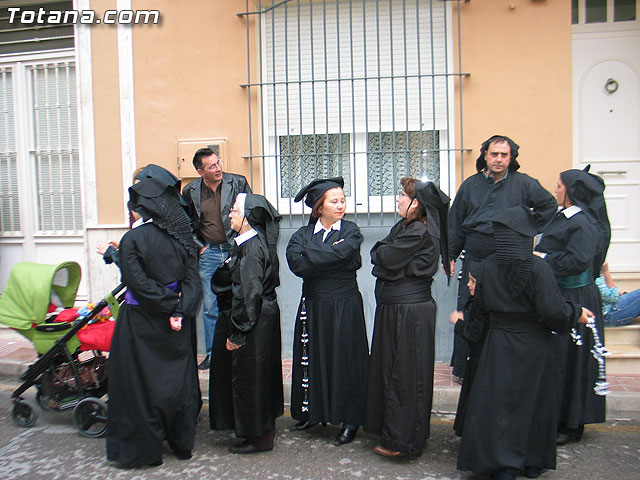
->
[[368, 131, 439, 196], [279, 134, 351, 198]]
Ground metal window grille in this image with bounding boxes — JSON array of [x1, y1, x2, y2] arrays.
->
[[239, 0, 468, 225], [30, 61, 82, 233], [280, 133, 351, 197], [0, 66, 20, 233], [368, 130, 439, 195]]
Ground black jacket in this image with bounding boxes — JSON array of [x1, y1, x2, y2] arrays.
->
[[182, 173, 252, 248]]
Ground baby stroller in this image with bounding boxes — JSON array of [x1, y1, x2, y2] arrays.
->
[[0, 261, 125, 437]]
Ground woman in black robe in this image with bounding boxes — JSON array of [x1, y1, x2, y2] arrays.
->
[[286, 177, 369, 446], [364, 177, 450, 457], [455, 206, 592, 480], [106, 176, 202, 467], [209, 193, 284, 453], [534, 167, 610, 445]]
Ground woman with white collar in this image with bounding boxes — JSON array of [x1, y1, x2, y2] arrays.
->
[[286, 177, 369, 447], [534, 167, 610, 446], [209, 193, 284, 454]]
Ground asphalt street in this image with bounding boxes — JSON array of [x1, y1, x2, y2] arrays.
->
[[0, 381, 638, 480]]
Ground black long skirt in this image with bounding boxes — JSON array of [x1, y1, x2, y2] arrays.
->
[[556, 283, 606, 429], [209, 298, 284, 438], [290, 291, 369, 426], [106, 304, 201, 465], [364, 300, 436, 454], [458, 318, 558, 475]]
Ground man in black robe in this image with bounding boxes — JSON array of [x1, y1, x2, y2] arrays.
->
[[453, 206, 592, 480], [448, 135, 557, 379]]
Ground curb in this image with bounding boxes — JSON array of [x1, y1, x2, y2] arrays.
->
[[2, 358, 638, 420]]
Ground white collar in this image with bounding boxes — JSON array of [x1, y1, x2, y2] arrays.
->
[[234, 228, 258, 246], [132, 217, 152, 228], [314, 219, 342, 241], [562, 205, 582, 218]]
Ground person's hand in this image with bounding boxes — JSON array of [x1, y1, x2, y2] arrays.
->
[[449, 260, 455, 277], [449, 310, 464, 326], [577, 307, 594, 324], [226, 339, 241, 351], [532, 251, 544, 257], [96, 241, 118, 255], [169, 315, 183, 331]]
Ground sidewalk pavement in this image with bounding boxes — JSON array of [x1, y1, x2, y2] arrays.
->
[[1, 325, 639, 419]]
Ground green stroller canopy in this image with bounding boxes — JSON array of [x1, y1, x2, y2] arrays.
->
[[0, 261, 82, 330]]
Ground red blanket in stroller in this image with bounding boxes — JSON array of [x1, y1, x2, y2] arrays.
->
[[49, 306, 115, 352]]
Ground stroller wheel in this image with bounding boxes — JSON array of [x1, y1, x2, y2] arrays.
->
[[12, 400, 37, 427], [73, 397, 108, 438], [36, 390, 58, 412]]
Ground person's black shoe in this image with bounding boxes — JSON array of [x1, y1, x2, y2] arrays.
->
[[333, 427, 357, 446], [556, 432, 579, 445], [197, 354, 210, 370], [491, 468, 516, 480], [290, 420, 316, 431], [229, 439, 273, 454], [523, 466, 544, 478], [169, 441, 192, 460]]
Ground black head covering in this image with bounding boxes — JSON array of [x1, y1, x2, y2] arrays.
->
[[134, 163, 187, 207], [475, 135, 521, 173], [491, 205, 537, 297], [244, 194, 282, 260], [128, 177, 198, 258], [294, 177, 344, 209], [414, 180, 451, 280], [560, 165, 610, 278]]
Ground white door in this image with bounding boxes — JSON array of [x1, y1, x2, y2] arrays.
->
[[0, 51, 88, 299], [573, 5, 640, 274]]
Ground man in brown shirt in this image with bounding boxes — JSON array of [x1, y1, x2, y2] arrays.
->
[[182, 148, 252, 369]]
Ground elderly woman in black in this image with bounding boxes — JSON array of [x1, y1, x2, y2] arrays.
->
[[106, 175, 201, 467], [286, 177, 369, 446], [208, 193, 284, 454], [534, 166, 610, 445], [364, 177, 450, 458], [455, 206, 593, 480]]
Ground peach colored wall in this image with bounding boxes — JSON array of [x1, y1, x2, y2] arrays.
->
[[130, 0, 261, 191], [453, 0, 572, 193], [91, 0, 124, 224]]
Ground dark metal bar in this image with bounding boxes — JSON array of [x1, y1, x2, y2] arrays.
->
[[240, 71, 470, 88]]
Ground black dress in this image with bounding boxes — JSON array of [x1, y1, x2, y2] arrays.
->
[[286, 220, 369, 426], [209, 234, 283, 438], [364, 220, 439, 454], [535, 206, 606, 431], [457, 255, 581, 476], [106, 223, 202, 466]]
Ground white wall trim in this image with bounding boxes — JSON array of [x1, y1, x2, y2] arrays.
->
[[74, 0, 98, 227], [117, 0, 136, 219]]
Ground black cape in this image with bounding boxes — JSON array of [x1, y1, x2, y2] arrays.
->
[[209, 234, 284, 437], [364, 220, 439, 454], [286, 219, 369, 426], [106, 223, 202, 466], [535, 207, 607, 429], [457, 254, 581, 476]]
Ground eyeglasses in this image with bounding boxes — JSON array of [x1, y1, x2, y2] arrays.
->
[[398, 192, 409, 198], [206, 160, 223, 171]]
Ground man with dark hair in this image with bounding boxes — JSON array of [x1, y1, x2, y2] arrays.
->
[[448, 135, 557, 380], [182, 148, 252, 369]]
